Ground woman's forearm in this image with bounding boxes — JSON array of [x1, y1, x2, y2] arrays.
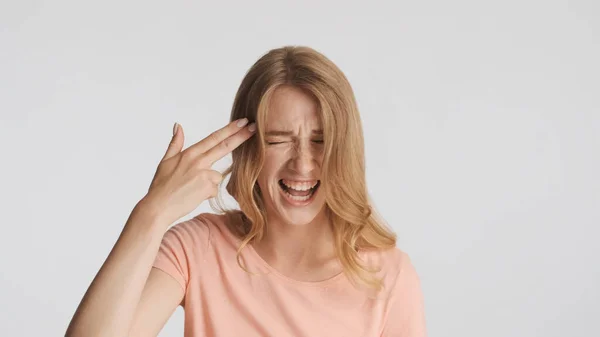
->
[[65, 199, 170, 337]]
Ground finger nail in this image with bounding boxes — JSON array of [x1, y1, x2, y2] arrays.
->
[[248, 123, 256, 132], [237, 118, 248, 127], [173, 122, 179, 136]]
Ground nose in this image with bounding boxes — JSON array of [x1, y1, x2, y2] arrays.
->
[[290, 141, 317, 175]]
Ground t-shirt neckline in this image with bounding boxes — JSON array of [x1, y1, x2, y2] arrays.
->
[[245, 242, 347, 287]]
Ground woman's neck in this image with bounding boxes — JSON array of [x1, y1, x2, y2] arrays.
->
[[252, 210, 341, 281]]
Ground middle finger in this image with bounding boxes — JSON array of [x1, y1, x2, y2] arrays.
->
[[202, 123, 256, 164], [186, 118, 250, 157]]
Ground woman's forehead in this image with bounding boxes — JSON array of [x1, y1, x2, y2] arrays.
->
[[268, 86, 318, 116], [262, 86, 326, 135], [265, 109, 322, 130]]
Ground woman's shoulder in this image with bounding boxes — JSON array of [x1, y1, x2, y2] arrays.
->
[[187, 211, 245, 248], [359, 246, 419, 288], [162, 212, 234, 249], [153, 212, 242, 270]]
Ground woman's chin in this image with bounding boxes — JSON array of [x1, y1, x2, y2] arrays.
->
[[275, 203, 326, 227]]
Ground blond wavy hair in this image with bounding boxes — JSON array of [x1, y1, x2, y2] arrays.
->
[[209, 45, 396, 291]]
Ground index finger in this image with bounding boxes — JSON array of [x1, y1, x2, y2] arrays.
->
[[202, 122, 256, 164], [186, 118, 250, 156]]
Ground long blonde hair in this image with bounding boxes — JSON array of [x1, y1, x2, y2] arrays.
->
[[210, 45, 396, 291]]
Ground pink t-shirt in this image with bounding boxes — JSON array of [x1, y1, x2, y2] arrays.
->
[[152, 212, 427, 337]]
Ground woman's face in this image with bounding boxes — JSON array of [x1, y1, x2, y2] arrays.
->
[[256, 85, 327, 227]]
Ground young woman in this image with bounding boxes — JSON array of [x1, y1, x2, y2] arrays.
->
[[66, 46, 427, 337]]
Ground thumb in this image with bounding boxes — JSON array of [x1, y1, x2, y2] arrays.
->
[[162, 122, 184, 161]]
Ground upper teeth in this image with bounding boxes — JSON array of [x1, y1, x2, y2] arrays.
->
[[282, 180, 318, 191]]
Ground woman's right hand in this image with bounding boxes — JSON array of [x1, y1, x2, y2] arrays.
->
[[66, 120, 256, 337], [139, 118, 256, 226]]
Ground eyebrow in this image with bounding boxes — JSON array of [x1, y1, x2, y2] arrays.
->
[[265, 130, 323, 136]]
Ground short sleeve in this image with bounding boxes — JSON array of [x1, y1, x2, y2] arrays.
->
[[152, 219, 199, 292], [381, 252, 427, 337]]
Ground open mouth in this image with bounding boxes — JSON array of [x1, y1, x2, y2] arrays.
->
[[278, 179, 321, 203]]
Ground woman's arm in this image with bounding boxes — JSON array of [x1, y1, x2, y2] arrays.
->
[[65, 200, 183, 337], [66, 120, 255, 336]]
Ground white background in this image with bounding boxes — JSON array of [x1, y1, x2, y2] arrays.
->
[[2, 1, 599, 336]]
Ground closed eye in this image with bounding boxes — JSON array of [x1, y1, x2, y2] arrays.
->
[[266, 140, 323, 145]]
